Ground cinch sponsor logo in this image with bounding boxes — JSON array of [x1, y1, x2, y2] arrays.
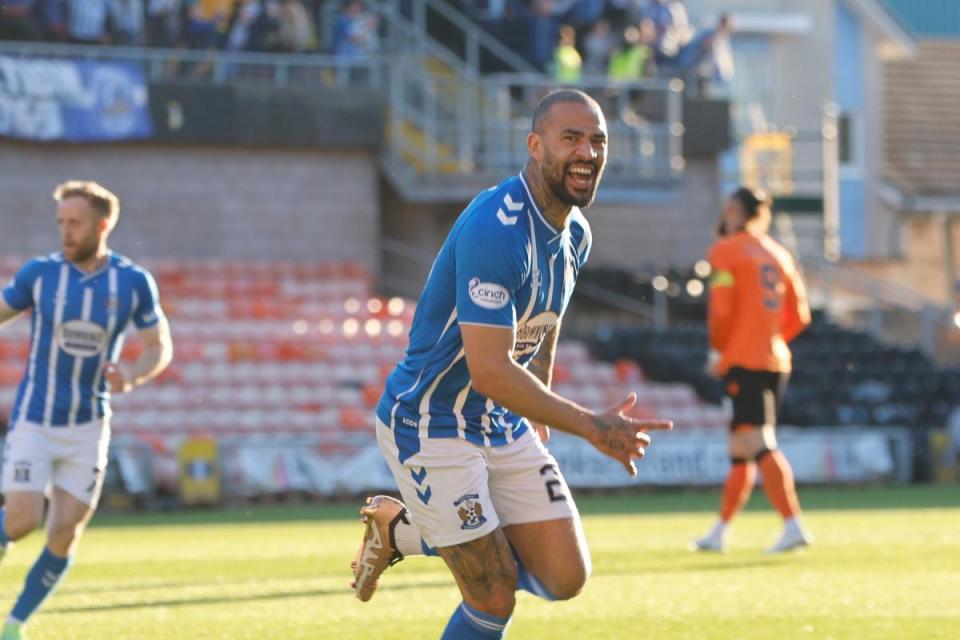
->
[[468, 278, 509, 310], [56, 320, 107, 358]]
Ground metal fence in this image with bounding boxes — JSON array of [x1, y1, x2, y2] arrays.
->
[[0, 41, 385, 88]]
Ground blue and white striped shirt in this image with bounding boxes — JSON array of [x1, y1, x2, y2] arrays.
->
[[376, 173, 591, 462], [2, 251, 164, 427]]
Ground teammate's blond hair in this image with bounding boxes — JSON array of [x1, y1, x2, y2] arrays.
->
[[52, 181, 120, 230]]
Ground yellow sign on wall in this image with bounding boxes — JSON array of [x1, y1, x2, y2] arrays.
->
[[178, 437, 221, 506], [740, 132, 794, 195]]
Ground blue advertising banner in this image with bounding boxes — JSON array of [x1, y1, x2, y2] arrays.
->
[[0, 56, 153, 141]]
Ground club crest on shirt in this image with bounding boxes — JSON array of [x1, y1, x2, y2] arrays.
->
[[56, 319, 107, 358], [454, 493, 487, 530]]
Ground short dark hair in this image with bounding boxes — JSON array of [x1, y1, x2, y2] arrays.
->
[[531, 89, 602, 134], [730, 185, 771, 220]]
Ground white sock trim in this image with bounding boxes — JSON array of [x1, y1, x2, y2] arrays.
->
[[392, 514, 425, 557]]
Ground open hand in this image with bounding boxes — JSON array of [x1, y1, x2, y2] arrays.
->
[[103, 362, 134, 394], [589, 393, 672, 476]]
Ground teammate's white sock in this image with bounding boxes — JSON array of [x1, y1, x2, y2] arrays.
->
[[784, 516, 804, 533], [707, 520, 727, 539], [392, 514, 426, 557]]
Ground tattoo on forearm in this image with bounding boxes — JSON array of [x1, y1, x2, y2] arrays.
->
[[440, 532, 518, 599], [590, 414, 627, 452]]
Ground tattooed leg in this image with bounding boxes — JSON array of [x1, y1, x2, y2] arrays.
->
[[438, 529, 519, 618]]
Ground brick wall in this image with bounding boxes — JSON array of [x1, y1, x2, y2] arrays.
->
[[0, 143, 380, 267]]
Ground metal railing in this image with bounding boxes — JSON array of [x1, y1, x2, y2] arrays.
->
[[0, 40, 386, 88]]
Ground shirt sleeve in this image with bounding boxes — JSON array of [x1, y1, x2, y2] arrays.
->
[[2, 260, 40, 312], [455, 216, 529, 328], [707, 242, 735, 352], [780, 258, 811, 343], [132, 270, 165, 329], [572, 215, 593, 269]]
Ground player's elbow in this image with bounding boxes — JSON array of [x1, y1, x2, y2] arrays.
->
[[467, 356, 512, 400], [470, 366, 502, 399]]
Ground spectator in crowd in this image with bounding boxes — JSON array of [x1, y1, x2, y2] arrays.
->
[[647, 0, 694, 64], [564, 0, 604, 30], [333, 0, 379, 59], [551, 23, 581, 83], [0, 0, 41, 41], [145, 0, 182, 47], [276, 0, 316, 52], [660, 12, 735, 87], [186, 0, 232, 50], [67, 0, 109, 43], [108, 0, 145, 45], [607, 20, 655, 83], [34, 0, 66, 40], [580, 18, 613, 77], [225, 0, 264, 50], [604, 0, 643, 31], [527, 0, 562, 71]]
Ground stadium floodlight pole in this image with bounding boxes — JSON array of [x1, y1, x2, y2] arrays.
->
[[821, 101, 841, 263]]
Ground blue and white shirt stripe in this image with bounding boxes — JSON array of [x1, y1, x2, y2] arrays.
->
[[3, 251, 164, 427], [376, 173, 592, 462]]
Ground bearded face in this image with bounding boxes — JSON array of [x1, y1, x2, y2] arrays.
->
[[58, 197, 105, 264], [533, 101, 608, 209]]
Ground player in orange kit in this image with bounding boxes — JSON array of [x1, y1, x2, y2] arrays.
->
[[693, 186, 813, 553]]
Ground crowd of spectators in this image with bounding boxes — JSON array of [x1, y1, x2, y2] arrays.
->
[[461, 0, 735, 87], [1, 0, 730, 87], [0, 0, 381, 57]]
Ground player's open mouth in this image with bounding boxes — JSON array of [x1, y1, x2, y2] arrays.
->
[[566, 164, 595, 190]]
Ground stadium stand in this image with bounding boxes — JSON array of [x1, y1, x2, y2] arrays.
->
[[0, 0, 733, 91], [0, 257, 731, 494], [592, 304, 960, 431]]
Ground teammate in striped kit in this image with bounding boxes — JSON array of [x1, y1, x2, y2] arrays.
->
[[0, 181, 173, 639], [350, 89, 672, 639]]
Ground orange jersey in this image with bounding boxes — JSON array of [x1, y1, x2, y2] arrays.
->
[[707, 231, 811, 374]]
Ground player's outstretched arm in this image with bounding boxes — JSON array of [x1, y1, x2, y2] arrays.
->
[[462, 324, 672, 476], [103, 316, 174, 393], [0, 299, 24, 331]]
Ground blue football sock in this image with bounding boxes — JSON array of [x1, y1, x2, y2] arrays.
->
[[512, 548, 556, 601], [440, 601, 510, 639], [10, 548, 72, 623], [0, 509, 8, 546]]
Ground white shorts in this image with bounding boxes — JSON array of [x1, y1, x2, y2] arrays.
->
[[376, 418, 578, 548], [2, 419, 111, 508]]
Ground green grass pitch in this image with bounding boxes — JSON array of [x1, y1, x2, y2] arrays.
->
[[1, 485, 957, 639]]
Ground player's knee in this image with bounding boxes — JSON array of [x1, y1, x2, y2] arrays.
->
[[545, 561, 590, 601], [46, 521, 84, 554], [4, 505, 44, 541], [4, 515, 41, 541], [472, 589, 516, 618]]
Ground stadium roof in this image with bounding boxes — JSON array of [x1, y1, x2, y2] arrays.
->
[[842, 0, 917, 59], [883, 40, 960, 208], [883, 0, 960, 39]]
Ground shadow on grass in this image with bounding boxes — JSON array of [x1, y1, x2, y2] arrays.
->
[[574, 484, 960, 516], [598, 555, 797, 576], [90, 485, 958, 530], [46, 578, 453, 614]]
